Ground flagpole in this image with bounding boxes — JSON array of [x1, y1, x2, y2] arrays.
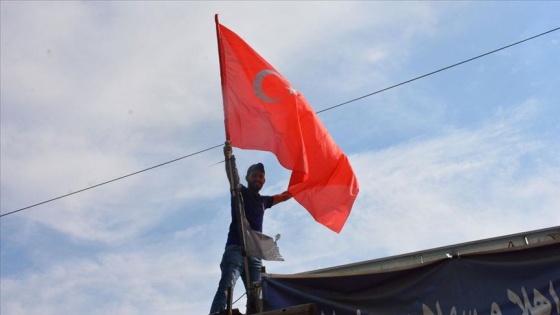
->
[[224, 144, 259, 313], [215, 14, 230, 141], [217, 15, 259, 313]]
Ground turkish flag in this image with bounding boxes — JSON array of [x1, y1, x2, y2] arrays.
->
[[215, 16, 359, 233]]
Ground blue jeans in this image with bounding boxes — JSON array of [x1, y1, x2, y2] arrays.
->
[[210, 245, 262, 314]]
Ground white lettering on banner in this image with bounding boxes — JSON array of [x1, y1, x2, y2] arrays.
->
[[320, 309, 363, 315], [422, 302, 478, 315], [315, 281, 558, 315], [491, 302, 503, 315], [421, 281, 559, 315], [551, 281, 560, 314], [508, 285, 553, 315]]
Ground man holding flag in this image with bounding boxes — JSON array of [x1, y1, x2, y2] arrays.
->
[[211, 15, 360, 313], [209, 142, 292, 314]]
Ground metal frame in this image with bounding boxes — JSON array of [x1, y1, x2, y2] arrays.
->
[[271, 225, 560, 277]]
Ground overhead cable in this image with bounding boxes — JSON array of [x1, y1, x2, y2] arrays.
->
[[317, 26, 560, 113], [0, 145, 222, 218], [1, 26, 558, 218]]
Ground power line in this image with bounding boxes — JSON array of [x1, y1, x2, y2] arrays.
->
[[0, 144, 221, 218], [317, 26, 560, 113], [2, 26, 558, 218]]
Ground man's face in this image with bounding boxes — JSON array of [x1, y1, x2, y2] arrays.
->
[[246, 170, 266, 192]]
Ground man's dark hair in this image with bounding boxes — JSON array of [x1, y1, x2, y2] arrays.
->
[[246, 163, 265, 176]]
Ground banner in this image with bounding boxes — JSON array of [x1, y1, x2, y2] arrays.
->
[[262, 242, 560, 315]]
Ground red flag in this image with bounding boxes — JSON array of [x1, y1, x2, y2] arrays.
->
[[215, 16, 359, 233]]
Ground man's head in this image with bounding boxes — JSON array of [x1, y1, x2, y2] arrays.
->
[[246, 163, 265, 192]]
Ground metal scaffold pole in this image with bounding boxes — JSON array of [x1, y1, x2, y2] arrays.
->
[[225, 146, 260, 314]]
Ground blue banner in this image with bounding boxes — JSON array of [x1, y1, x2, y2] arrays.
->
[[262, 242, 560, 315]]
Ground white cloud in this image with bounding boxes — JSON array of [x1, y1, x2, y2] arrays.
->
[[1, 246, 217, 315], [262, 98, 560, 272], [2, 1, 559, 314]]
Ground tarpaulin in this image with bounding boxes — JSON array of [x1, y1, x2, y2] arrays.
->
[[262, 241, 560, 315]]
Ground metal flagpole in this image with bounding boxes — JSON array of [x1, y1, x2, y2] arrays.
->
[[217, 14, 259, 313], [224, 143, 259, 314]]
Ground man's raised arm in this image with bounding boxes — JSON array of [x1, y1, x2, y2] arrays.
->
[[273, 191, 292, 206]]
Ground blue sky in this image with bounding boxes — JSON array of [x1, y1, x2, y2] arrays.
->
[[1, 1, 559, 314]]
